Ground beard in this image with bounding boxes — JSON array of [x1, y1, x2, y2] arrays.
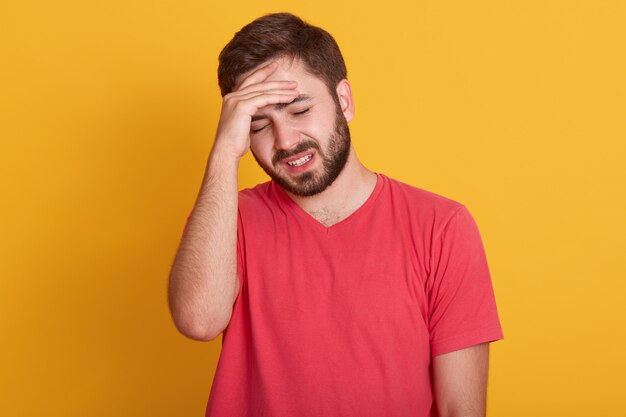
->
[[251, 105, 351, 197]]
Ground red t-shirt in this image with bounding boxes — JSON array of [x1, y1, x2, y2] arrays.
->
[[205, 174, 503, 417]]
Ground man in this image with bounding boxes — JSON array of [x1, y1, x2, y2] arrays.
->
[[168, 13, 503, 417]]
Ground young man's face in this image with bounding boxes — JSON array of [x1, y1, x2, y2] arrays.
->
[[247, 57, 353, 197]]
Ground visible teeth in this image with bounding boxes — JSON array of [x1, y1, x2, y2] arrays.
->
[[287, 154, 312, 167]]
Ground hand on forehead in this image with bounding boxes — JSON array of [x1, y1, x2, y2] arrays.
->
[[235, 57, 305, 91]]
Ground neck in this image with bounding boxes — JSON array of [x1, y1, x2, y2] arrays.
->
[[285, 146, 377, 227]]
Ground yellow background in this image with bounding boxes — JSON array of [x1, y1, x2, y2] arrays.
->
[[2, 0, 625, 415]]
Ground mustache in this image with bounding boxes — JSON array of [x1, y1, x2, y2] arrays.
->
[[272, 140, 320, 165]]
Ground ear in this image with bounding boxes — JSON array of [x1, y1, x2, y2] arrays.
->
[[335, 79, 355, 122]]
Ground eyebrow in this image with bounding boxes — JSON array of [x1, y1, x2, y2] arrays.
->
[[251, 95, 313, 122]]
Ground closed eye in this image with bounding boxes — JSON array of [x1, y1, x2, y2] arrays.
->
[[251, 124, 269, 134], [293, 108, 310, 116]]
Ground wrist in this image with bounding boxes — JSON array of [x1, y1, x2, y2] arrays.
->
[[209, 140, 244, 169]]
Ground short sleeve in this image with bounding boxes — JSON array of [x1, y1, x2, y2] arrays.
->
[[427, 205, 503, 356]]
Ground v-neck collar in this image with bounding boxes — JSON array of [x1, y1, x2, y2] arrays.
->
[[271, 173, 385, 235]]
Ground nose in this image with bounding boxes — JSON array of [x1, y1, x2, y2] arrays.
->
[[273, 120, 299, 151]]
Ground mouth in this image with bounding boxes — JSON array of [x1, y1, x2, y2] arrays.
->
[[286, 154, 312, 167], [280, 150, 316, 172]]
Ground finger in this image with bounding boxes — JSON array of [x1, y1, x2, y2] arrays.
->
[[242, 93, 303, 113], [233, 80, 298, 97], [237, 61, 280, 91], [236, 88, 299, 102]]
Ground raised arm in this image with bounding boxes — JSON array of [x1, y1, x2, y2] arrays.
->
[[432, 343, 490, 417], [167, 62, 298, 341]]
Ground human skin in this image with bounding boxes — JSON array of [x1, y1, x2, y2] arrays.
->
[[167, 56, 377, 340], [167, 57, 491, 416], [433, 343, 490, 417], [167, 61, 300, 341], [247, 59, 351, 198], [246, 57, 377, 226]]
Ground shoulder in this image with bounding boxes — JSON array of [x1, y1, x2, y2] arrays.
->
[[238, 181, 272, 203], [237, 181, 280, 218], [379, 174, 467, 227]]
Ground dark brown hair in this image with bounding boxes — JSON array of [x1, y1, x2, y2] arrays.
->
[[218, 13, 347, 98]]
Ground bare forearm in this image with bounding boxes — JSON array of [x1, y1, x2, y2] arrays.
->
[[433, 344, 490, 417], [168, 62, 299, 341], [168, 148, 240, 341]]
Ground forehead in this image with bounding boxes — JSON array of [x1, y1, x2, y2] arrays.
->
[[237, 57, 328, 93]]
